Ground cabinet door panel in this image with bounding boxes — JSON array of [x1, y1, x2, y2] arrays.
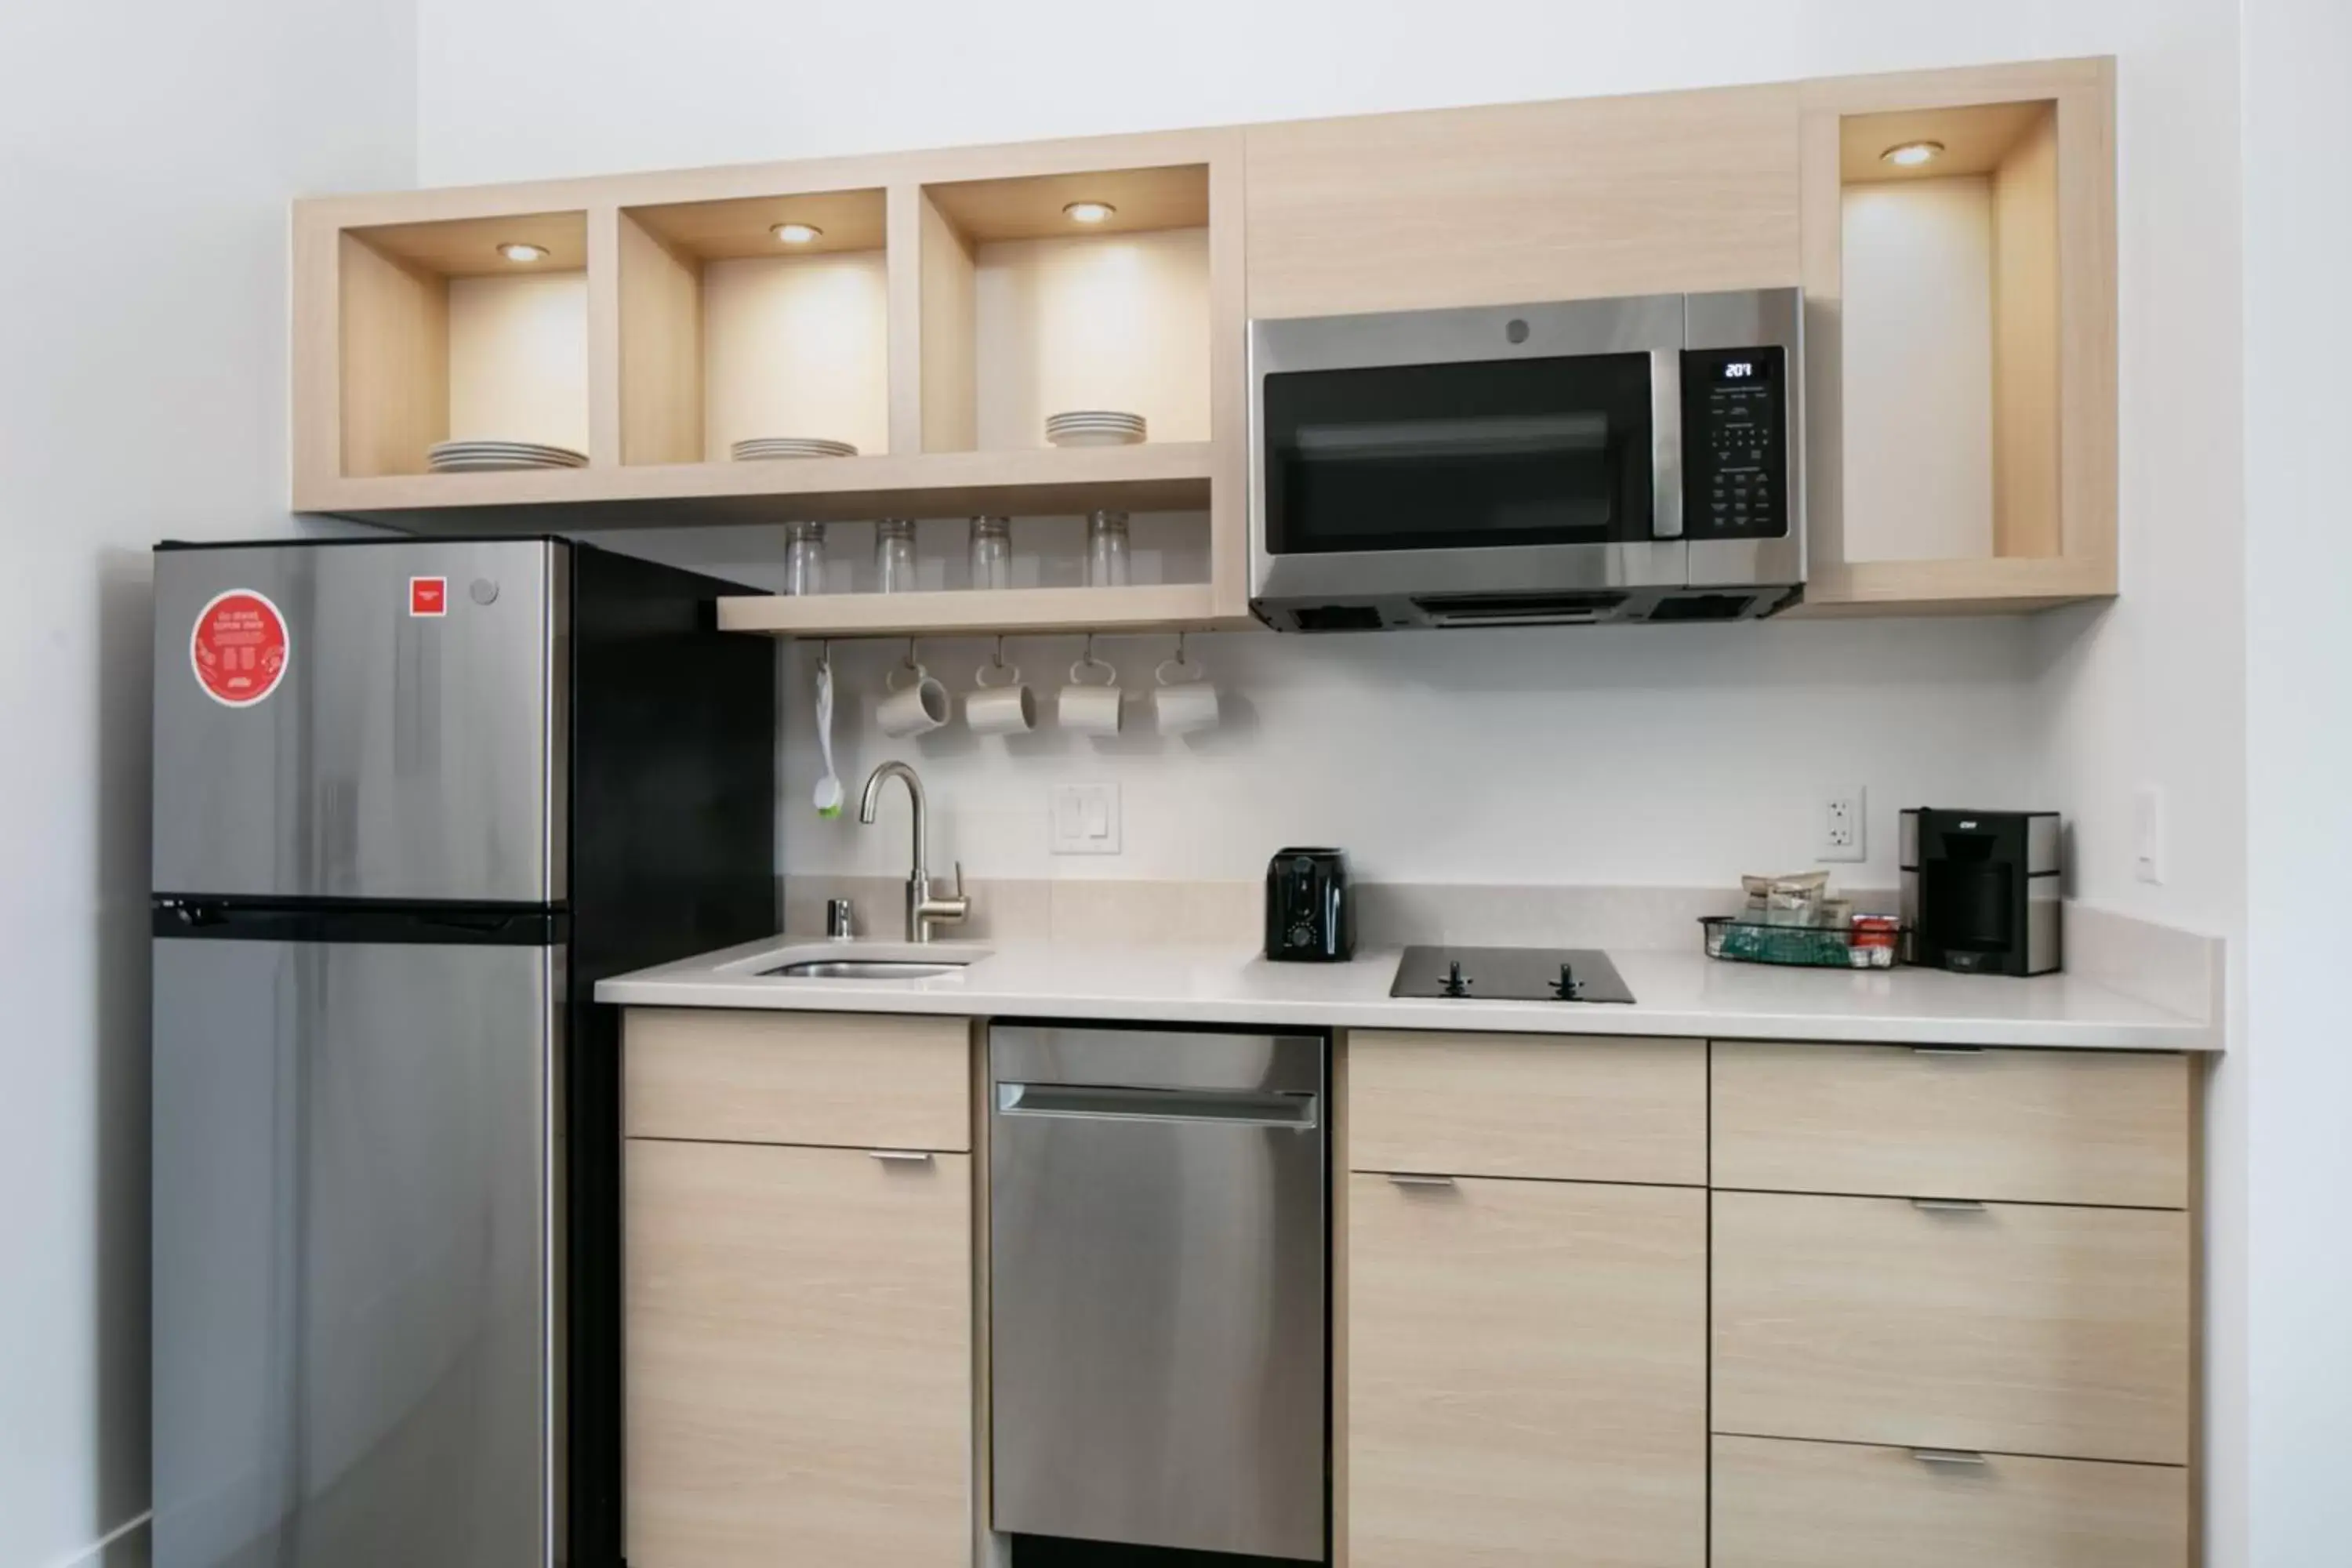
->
[[1348, 1031, 1705, 1186], [1712, 1435, 2189, 1568], [1711, 1041, 2190, 1208], [1246, 85, 1801, 319], [1713, 1191, 2190, 1465], [1348, 1174, 1706, 1568], [626, 1140, 971, 1566], [624, 1007, 970, 1152]]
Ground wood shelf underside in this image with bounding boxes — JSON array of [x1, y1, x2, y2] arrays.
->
[[298, 441, 1214, 532], [716, 582, 1232, 638]]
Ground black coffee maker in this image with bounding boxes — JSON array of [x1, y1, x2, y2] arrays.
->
[[1900, 809, 2062, 976]]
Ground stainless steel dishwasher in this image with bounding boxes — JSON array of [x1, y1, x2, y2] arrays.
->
[[989, 1023, 1327, 1563]]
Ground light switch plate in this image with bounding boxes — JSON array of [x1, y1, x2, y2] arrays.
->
[[2133, 784, 2165, 884], [1050, 782, 1121, 855]]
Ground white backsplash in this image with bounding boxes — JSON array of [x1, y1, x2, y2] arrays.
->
[[760, 613, 2051, 891], [594, 517, 2057, 892]]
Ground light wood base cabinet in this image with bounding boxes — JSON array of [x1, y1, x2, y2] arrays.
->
[[1711, 1042, 2191, 1209], [1713, 1189, 2191, 1466], [1347, 1173, 1707, 1568], [1712, 1435, 2188, 1568], [624, 1138, 971, 1567], [1347, 1031, 1705, 1186]]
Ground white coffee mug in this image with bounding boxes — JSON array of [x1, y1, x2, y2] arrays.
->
[[966, 659, 1036, 735], [1152, 652, 1220, 735], [1058, 653, 1123, 735], [877, 661, 949, 737]]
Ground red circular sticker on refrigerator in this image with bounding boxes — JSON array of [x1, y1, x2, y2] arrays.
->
[[190, 590, 290, 707]]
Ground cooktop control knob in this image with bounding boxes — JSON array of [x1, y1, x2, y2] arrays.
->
[[1439, 960, 1472, 998]]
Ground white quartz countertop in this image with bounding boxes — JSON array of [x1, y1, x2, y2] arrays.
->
[[597, 935, 2218, 1051]]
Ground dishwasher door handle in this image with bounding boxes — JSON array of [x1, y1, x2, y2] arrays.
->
[[996, 1081, 1320, 1129]]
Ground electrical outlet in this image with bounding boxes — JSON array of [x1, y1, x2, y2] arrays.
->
[[1049, 782, 1121, 855], [1819, 786, 1867, 862]]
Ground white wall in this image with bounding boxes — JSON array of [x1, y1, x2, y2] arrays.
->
[[2242, 0, 2352, 1559], [0, 2, 415, 1562], [416, 0, 2247, 914]]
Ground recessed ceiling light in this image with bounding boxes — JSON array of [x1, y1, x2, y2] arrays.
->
[[498, 241, 550, 263], [1063, 201, 1116, 225], [1880, 140, 1947, 169], [772, 222, 823, 245]]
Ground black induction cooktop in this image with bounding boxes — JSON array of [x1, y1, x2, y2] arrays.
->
[[1391, 946, 1635, 1004]]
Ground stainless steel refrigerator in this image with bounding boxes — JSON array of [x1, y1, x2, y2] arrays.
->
[[150, 537, 775, 1568]]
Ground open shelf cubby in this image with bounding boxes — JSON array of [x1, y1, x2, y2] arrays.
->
[[1838, 100, 2059, 566], [619, 189, 891, 466], [338, 211, 590, 477], [916, 165, 1212, 455], [1799, 65, 2114, 615]]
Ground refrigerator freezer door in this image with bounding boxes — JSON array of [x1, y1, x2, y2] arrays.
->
[[151, 933, 558, 1568], [152, 539, 567, 903]]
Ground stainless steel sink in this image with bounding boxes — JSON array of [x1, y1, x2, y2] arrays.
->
[[764, 958, 969, 981]]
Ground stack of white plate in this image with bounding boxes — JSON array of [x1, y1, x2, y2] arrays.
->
[[1045, 410, 1147, 448], [731, 437, 858, 461], [427, 439, 587, 472]]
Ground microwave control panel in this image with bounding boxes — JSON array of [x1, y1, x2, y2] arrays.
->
[[1682, 346, 1788, 540]]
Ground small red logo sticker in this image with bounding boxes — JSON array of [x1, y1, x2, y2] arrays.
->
[[410, 577, 448, 617], [191, 590, 290, 708]]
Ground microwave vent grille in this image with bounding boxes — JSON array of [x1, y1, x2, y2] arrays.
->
[[1411, 591, 1630, 627]]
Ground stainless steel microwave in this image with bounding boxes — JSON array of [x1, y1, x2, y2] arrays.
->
[[1248, 287, 1803, 630]]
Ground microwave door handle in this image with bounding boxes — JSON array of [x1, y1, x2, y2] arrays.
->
[[1650, 347, 1683, 539]]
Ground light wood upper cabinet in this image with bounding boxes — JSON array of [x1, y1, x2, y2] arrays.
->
[[1243, 85, 1802, 319], [292, 129, 1249, 637], [1348, 1173, 1707, 1568], [625, 1138, 972, 1567], [1796, 59, 2117, 614], [294, 56, 2120, 624]]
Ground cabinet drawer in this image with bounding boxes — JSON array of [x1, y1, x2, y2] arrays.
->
[[1349, 1174, 1706, 1568], [1348, 1031, 1705, 1185], [1712, 1435, 2188, 1568], [626, 1138, 971, 1565], [624, 1007, 970, 1152], [1713, 1191, 2190, 1465], [1712, 1042, 2190, 1208]]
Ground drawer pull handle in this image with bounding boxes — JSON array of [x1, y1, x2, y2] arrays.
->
[[1911, 1448, 1990, 1468], [1386, 1173, 1457, 1189], [1911, 1197, 1989, 1214], [1912, 1045, 1987, 1056], [868, 1149, 935, 1163]]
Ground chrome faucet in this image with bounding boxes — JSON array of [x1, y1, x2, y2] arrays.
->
[[857, 760, 971, 942]]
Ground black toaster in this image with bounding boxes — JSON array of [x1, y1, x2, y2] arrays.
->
[[1264, 848, 1355, 963]]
